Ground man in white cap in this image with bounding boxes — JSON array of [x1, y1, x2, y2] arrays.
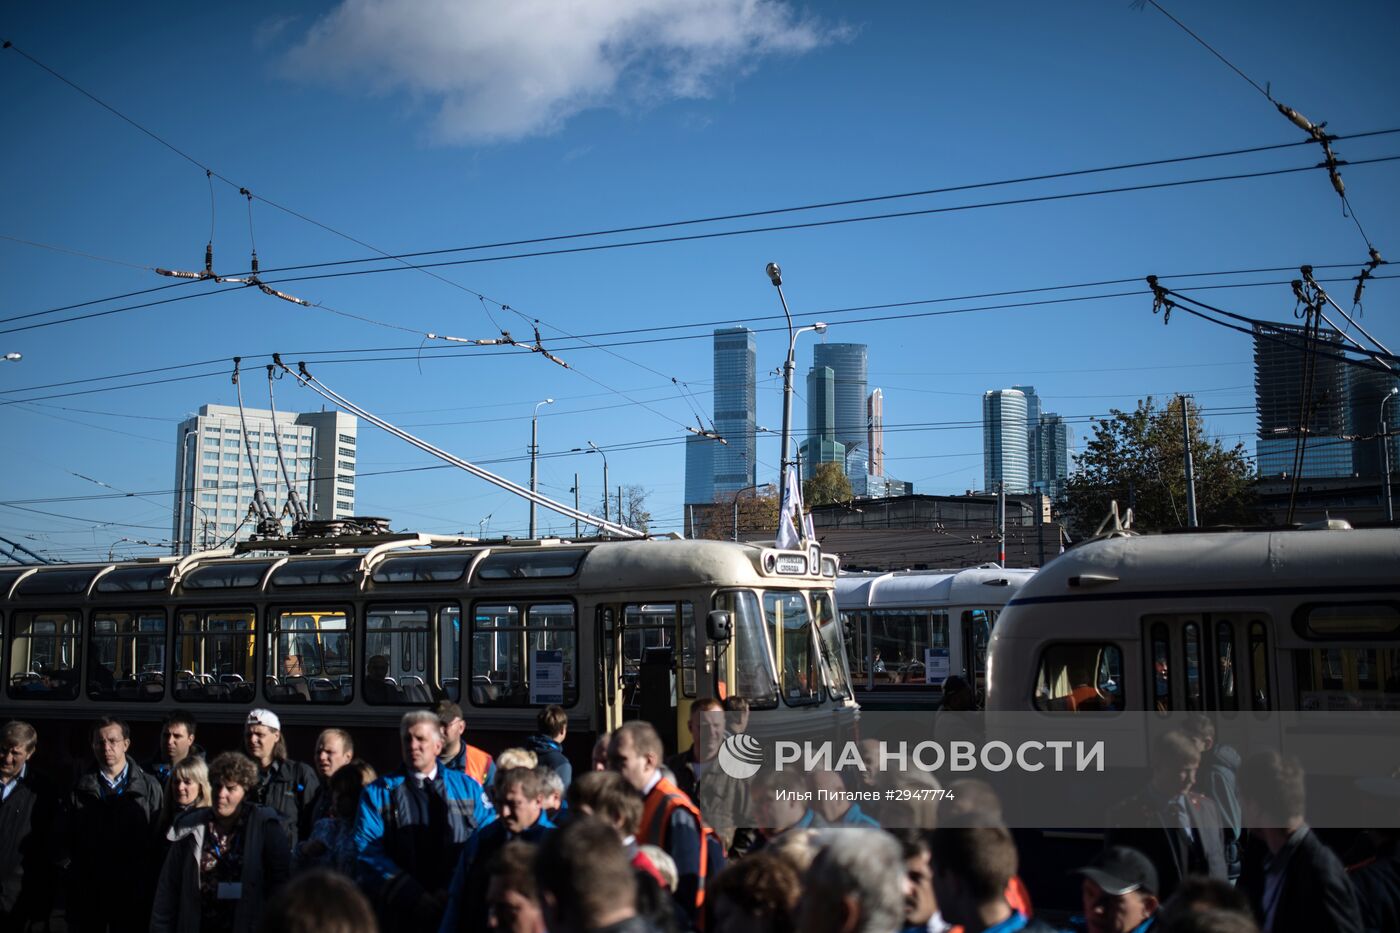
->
[[243, 707, 319, 847]]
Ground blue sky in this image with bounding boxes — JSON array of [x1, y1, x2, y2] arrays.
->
[[2, 0, 1397, 559]]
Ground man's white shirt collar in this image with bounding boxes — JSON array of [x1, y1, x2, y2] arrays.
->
[[642, 770, 662, 795]]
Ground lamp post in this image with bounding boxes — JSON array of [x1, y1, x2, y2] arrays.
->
[[305, 455, 321, 520], [579, 441, 610, 529], [1382, 387, 1398, 523], [764, 263, 826, 488], [529, 398, 555, 538]]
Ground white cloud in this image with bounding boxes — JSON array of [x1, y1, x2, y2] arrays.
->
[[282, 0, 849, 144]]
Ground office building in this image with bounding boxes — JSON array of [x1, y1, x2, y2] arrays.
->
[[800, 365, 845, 480], [173, 404, 357, 554], [712, 327, 757, 496], [813, 343, 869, 455], [1348, 367, 1400, 480], [867, 389, 884, 476], [1037, 413, 1072, 500], [1253, 322, 1352, 477], [1012, 385, 1041, 485], [983, 389, 1029, 493], [683, 433, 715, 506]]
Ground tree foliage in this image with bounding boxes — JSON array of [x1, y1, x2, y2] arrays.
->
[[695, 488, 778, 541], [803, 461, 853, 507], [1059, 397, 1256, 538]]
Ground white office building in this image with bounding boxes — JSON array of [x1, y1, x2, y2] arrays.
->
[[172, 404, 358, 554]]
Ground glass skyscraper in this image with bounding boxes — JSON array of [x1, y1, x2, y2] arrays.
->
[[683, 433, 715, 506], [813, 343, 868, 458], [801, 364, 845, 480], [983, 389, 1029, 493], [1253, 322, 1352, 477], [1037, 413, 1071, 499], [712, 327, 757, 496]]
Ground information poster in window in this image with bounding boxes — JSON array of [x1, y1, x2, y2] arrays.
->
[[530, 649, 564, 705], [924, 647, 950, 685]]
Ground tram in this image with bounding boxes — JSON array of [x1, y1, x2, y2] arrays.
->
[[835, 566, 1036, 708], [0, 532, 856, 772], [984, 522, 1400, 715]]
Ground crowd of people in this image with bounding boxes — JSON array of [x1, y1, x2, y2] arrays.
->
[[0, 700, 1396, 933]]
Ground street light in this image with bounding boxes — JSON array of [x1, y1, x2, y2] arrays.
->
[[3, 352, 20, 362], [529, 398, 555, 538], [1382, 387, 1399, 523], [765, 262, 826, 488], [586, 441, 610, 528]]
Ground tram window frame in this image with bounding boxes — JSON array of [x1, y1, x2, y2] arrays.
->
[[476, 549, 585, 581], [87, 608, 167, 702], [811, 590, 852, 702], [619, 602, 697, 699], [182, 562, 277, 590], [14, 569, 101, 597], [763, 589, 820, 707], [6, 610, 82, 700], [371, 553, 474, 584], [266, 606, 354, 706], [1215, 620, 1239, 712], [1150, 622, 1172, 714], [714, 589, 779, 711], [363, 603, 457, 706], [172, 608, 258, 704], [95, 566, 174, 594], [468, 600, 580, 709], [1249, 621, 1271, 713], [1031, 642, 1125, 713], [269, 559, 360, 588]]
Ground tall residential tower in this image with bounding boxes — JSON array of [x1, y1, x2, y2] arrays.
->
[[982, 389, 1029, 493]]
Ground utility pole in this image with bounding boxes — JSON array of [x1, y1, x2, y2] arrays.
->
[[1180, 394, 1198, 527], [573, 473, 581, 538], [997, 481, 1006, 567], [765, 263, 826, 488], [529, 398, 554, 539], [617, 485, 623, 529], [1382, 388, 1398, 523]]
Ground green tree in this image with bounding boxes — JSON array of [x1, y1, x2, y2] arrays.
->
[[804, 461, 853, 507], [1059, 397, 1256, 538]]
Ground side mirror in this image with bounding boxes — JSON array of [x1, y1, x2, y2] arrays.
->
[[707, 610, 733, 644]]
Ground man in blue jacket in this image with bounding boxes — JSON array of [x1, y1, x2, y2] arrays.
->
[[357, 709, 493, 933], [440, 766, 556, 932], [525, 705, 572, 789]]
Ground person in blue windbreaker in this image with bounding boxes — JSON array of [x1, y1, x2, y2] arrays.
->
[[355, 709, 493, 933]]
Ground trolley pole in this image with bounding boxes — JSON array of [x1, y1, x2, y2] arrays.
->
[[1180, 394, 1198, 527]]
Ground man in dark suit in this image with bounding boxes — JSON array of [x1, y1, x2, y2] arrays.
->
[[0, 721, 58, 930], [1237, 750, 1362, 933], [1106, 730, 1227, 900]]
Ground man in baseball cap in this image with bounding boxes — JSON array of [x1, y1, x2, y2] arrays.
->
[[1073, 847, 1160, 933]]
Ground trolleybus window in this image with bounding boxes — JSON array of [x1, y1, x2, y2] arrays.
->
[[764, 590, 818, 705], [811, 591, 851, 701], [95, 565, 173, 593], [1216, 621, 1238, 712], [0, 569, 24, 598], [1183, 622, 1204, 711], [714, 590, 779, 710], [1151, 623, 1172, 713], [960, 609, 996, 693], [87, 610, 166, 702], [7, 611, 80, 700], [182, 562, 276, 590], [1291, 604, 1400, 710], [861, 609, 949, 687], [267, 609, 351, 704], [1295, 603, 1400, 638], [1249, 622, 1271, 712], [270, 558, 360, 587], [1032, 643, 1123, 712], [14, 569, 101, 597], [476, 550, 584, 580], [372, 553, 474, 584], [469, 602, 578, 707], [364, 605, 444, 705], [621, 604, 697, 698], [173, 609, 256, 703]]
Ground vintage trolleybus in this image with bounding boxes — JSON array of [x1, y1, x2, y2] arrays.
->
[[0, 532, 856, 770]]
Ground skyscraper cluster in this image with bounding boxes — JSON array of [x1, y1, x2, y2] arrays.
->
[[982, 386, 1071, 497], [684, 331, 909, 511]]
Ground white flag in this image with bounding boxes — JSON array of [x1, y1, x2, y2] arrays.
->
[[775, 463, 806, 550]]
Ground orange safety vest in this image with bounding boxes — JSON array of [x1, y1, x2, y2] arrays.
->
[[464, 745, 494, 787], [947, 877, 1033, 933], [639, 775, 721, 923]]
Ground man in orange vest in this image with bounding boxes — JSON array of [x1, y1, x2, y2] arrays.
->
[[436, 701, 497, 788], [608, 720, 722, 928]]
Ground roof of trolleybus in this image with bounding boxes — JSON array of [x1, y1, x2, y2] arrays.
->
[[837, 566, 1038, 608], [998, 526, 1400, 613]]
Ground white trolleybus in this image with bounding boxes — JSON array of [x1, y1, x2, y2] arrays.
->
[[835, 566, 1037, 709], [0, 532, 857, 772]]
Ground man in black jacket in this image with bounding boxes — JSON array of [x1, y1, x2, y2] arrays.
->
[[64, 716, 164, 933], [243, 708, 319, 847], [1, 720, 58, 930], [1237, 749, 1362, 933], [526, 705, 573, 789]]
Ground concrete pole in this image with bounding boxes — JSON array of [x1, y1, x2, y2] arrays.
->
[[1181, 394, 1199, 527]]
